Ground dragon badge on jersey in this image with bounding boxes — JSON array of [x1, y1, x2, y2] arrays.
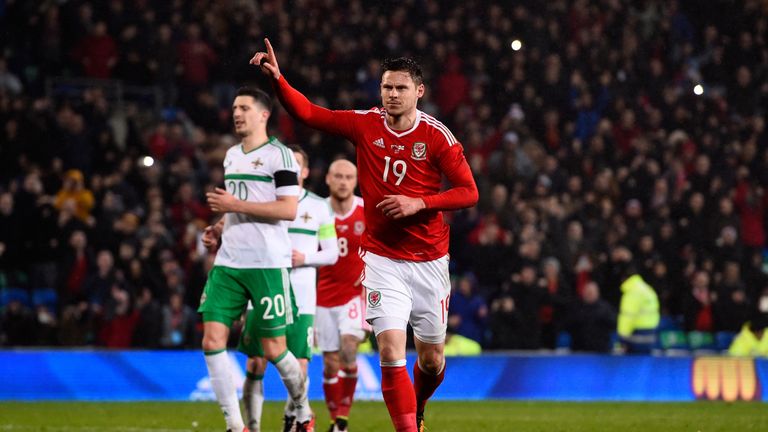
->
[[368, 290, 382, 308], [354, 221, 365, 235], [411, 142, 427, 160]]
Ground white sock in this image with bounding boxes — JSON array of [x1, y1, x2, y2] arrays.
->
[[272, 350, 311, 422], [283, 375, 309, 417], [204, 351, 244, 431], [243, 373, 264, 432]]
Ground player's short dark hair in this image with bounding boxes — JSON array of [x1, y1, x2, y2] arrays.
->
[[382, 57, 423, 86], [236, 87, 272, 111], [287, 144, 309, 168]]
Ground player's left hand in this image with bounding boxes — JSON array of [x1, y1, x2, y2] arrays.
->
[[292, 249, 306, 267], [207, 187, 238, 213], [376, 195, 425, 219], [202, 225, 221, 252]]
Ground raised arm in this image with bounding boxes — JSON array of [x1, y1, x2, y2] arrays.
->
[[251, 38, 357, 138]]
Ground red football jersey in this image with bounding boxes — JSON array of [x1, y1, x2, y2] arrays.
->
[[345, 108, 470, 260], [317, 196, 365, 307], [275, 76, 477, 261]]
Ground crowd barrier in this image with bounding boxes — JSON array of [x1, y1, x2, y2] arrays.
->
[[1, 351, 765, 402]]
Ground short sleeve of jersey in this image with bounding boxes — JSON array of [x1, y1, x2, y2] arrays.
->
[[269, 144, 300, 197]]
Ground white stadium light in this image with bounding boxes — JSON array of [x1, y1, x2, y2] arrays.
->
[[693, 84, 704, 96], [511, 40, 522, 51], [142, 156, 155, 167]]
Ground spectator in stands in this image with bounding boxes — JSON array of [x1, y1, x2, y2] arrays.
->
[[58, 230, 93, 306], [132, 287, 163, 348], [510, 264, 546, 349], [148, 24, 180, 106], [683, 271, 715, 333], [71, 21, 117, 79], [83, 250, 118, 309], [733, 175, 767, 255], [160, 291, 197, 348], [538, 257, 573, 349], [488, 294, 522, 350], [714, 261, 751, 332], [170, 181, 210, 234], [176, 23, 217, 103], [98, 283, 138, 348], [448, 273, 488, 345], [54, 170, 95, 224], [566, 281, 617, 353], [713, 226, 743, 265]]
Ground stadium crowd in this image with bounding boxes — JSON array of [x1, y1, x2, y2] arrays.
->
[[1, 0, 768, 353]]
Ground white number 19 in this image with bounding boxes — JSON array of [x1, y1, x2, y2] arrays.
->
[[383, 156, 407, 186]]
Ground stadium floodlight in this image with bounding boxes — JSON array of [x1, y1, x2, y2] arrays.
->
[[142, 156, 155, 167], [511, 40, 522, 51], [693, 84, 704, 96]]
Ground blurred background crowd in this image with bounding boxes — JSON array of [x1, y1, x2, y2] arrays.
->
[[1, 0, 768, 353]]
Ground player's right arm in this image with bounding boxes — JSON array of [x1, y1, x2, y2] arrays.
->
[[251, 38, 358, 139], [207, 189, 298, 221]]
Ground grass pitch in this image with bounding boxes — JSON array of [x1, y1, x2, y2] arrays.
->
[[0, 400, 766, 431]]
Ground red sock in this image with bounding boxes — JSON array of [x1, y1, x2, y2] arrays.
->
[[337, 365, 358, 418], [322, 372, 342, 420], [381, 363, 417, 432], [413, 360, 446, 414]]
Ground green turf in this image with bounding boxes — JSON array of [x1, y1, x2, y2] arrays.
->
[[0, 401, 766, 431]]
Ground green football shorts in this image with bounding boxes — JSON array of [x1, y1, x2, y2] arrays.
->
[[198, 266, 293, 333]]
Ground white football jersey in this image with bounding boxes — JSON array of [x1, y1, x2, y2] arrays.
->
[[289, 189, 336, 314], [215, 138, 299, 269]]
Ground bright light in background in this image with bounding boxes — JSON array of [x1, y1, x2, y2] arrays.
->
[[142, 156, 155, 167], [511, 40, 522, 51], [693, 84, 704, 96]]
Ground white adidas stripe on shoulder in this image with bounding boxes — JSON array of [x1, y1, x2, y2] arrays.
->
[[422, 113, 457, 144], [353, 107, 382, 115], [421, 114, 457, 146]]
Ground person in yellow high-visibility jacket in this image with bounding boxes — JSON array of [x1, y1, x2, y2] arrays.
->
[[617, 273, 660, 354], [729, 320, 768, 357], [443, 332, 482, 356]]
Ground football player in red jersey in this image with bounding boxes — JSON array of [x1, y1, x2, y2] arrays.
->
[[251, 39, 478, 432], [315, 159, 369, 432]]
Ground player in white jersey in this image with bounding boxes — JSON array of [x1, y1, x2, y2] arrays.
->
[[199, 87, 311, 432], [238, 146, 339, 432]]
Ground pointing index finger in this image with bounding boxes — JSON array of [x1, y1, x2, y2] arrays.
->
[[264, 38, 275, 58]]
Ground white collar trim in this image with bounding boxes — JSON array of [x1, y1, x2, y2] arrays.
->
[[383, 110, 421, 138]]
